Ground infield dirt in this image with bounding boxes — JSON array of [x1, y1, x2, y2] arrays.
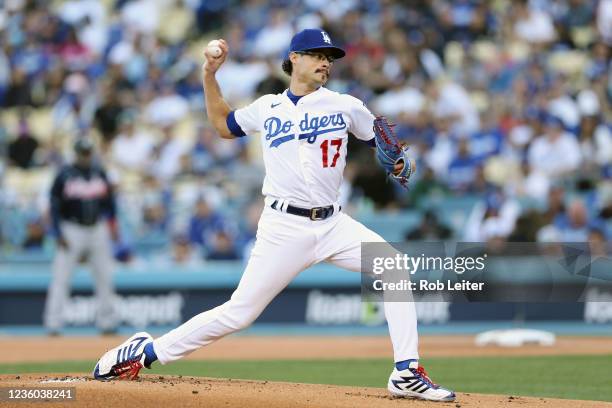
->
[[2, 335, 612, 363], [1, 335, 611, 407], [1, 374, 611, 408]]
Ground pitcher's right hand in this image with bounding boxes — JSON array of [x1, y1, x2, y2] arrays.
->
[[203, 39, 229, 75]]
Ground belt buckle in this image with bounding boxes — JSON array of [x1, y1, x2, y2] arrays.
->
[[310, 207, 323, 221]]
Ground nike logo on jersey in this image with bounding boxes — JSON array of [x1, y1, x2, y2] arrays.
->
[[271, 102, 281, 108], [264, 113, 347, 148]]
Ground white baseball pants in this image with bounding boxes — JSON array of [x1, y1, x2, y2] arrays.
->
[[44, 221, 118, 332], [153, 204, 419, 363]]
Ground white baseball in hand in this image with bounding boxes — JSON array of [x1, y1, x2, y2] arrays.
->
[[206, 40, 222, 58]]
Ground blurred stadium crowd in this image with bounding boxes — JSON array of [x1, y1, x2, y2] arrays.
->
[[0, 0, 610, 264]]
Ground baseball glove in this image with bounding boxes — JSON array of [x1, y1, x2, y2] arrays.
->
[[373, 116, 415, 187]]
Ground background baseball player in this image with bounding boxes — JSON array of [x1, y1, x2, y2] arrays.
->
[[94, 29, 454, 402], [44, 138, 119, 336]]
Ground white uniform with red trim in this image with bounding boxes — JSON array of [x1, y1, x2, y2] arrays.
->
[[151, 86, 419, 363]]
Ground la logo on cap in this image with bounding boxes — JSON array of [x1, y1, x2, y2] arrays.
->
[[321, 31, 331, 44]]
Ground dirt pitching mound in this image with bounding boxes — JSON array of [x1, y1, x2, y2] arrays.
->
[[1, 374, 610, 408]]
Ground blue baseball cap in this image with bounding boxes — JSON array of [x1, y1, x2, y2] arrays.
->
[[289, 29, 345, 59]]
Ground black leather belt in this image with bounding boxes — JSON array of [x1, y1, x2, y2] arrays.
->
[[271, 200, 338, 221], [66, 218, 97, 226]]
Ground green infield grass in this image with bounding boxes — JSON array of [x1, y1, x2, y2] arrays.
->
[[0, 355, 609, 402]]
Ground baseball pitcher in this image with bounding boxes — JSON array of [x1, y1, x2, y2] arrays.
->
[[93, 29, 454, 402]]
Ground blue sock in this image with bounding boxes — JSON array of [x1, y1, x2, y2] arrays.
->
[[395, 359, 416, 371], [143, 342, 158, 367]]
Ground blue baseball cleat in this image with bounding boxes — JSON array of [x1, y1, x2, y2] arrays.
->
[[93, 332, 153, 381]]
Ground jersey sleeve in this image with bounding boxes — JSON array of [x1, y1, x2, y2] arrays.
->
[[229, 97, 263, 137], [99, 168, 117, 220], [347, 96, 376, 142], [49, 169, 66, 238], [226, 111, 246, 137]]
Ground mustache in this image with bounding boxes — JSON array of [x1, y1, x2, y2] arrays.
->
[[315, 68, 329, 75]]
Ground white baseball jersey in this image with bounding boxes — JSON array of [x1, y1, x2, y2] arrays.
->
[[232, 87, 375, 207]]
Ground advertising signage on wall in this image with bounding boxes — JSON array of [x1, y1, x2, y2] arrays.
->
[[0, 287, 609, 327]]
